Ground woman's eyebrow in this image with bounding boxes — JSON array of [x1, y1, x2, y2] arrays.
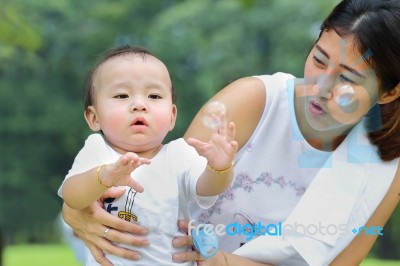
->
[[339, 64, 366, 79], [316, 44, 330, 59], [315, 44, 366, 79]]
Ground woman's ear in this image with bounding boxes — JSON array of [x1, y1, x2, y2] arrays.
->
[[379, 83, 400, 104], [84, 106, 101, 131]]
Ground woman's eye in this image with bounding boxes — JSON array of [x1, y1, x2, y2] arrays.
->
[[313, 56, 324, 65], [114, 94, 128, 99], [339, 74, 355, 84], [149, 94, 162, 99]]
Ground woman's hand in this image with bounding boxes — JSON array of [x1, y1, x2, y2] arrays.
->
[[172, 220, 204, 263], [62, 187, 150, 266], [172, 220, 273, 266], [171, 220, 225, 266]]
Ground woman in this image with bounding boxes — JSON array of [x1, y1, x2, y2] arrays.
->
[[62, 0, 400, 265]]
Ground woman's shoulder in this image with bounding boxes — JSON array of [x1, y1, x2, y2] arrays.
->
[[214, 73, 293, 148], [185, 72, 295, 148], [252, 72, 296, 85], [226, 72, 294, 89], [225, 73, 295, 146], [228, 72, 295, 101]]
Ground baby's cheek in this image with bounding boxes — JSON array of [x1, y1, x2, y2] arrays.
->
[[153, 111, 173, 129], [101, 111, 127, 132]]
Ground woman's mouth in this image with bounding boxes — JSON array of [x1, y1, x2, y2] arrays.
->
[[309, 100, 325, 115]]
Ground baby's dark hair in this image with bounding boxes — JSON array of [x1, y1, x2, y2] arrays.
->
[[83, 45, 177, 110]]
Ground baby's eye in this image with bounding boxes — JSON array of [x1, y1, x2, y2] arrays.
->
[[149, 94, 162, 99], [114, 94, 128, 99]]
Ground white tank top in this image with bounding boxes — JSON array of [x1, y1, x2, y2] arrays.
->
[[191, 72, 331, 252]]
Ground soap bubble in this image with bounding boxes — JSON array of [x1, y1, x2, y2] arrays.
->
[[201, 101, 226, 130], [335, 85, 355, 107]]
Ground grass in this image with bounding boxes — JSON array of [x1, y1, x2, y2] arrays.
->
[[3, 243, 400, 266], [3, 243, 81, 266], [360, 258, 400, 266]]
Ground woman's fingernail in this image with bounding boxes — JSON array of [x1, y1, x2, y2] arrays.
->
[[172, 238, 182, 246], [132, 254, 141, 260], [139, 228, 149, 235], [142, 240, 150, 246], [172, 253, 183, 262]]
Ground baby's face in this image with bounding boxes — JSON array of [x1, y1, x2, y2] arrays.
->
[[88, 54, 177, 156]]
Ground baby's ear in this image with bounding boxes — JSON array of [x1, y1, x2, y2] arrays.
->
[[379, 83, 400, 104], [84, 106, 101, 131], [169, 104, 177, 131]]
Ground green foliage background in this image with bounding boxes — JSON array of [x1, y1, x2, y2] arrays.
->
[[0, 0, 398, 259]]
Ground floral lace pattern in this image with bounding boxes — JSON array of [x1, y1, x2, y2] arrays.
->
[[198, 171, 306, 224]]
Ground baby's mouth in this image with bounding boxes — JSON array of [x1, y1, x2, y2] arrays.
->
[[131, 118, 148, 127]]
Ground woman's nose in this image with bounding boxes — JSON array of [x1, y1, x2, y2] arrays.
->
[[316, 74, 334, 99]]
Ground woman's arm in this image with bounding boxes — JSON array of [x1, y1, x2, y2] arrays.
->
[[330, 162, 400, 265], [184, 77, 266, 149], [173, 164, 400, 266]]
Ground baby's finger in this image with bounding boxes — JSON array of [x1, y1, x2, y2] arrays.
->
[[116, 156, 129, 167], [129, 158, 151, 174], [126, 178, 144, 193], [123, 152, 140, 163], [216, 112, 227, 136], [139, 158, 151, 165], [186, 138, 207, 151], [226, 122, 236, 142], [101, 186, 126, 199], [210, 132, 229, 149], [130, 158, 142, 169], [118, 153, 139, 169], [230, 140, 239, 154]]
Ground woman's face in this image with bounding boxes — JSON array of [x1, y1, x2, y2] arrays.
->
[[300, 29, 381, 132]]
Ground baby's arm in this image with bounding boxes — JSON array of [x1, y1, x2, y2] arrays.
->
[[62, 153, 150, 209], [187, 113, 238, 196]]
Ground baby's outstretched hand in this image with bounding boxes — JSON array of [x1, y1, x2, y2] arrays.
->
[[102, 153, 151, 192], [186, 112, 238, 171]]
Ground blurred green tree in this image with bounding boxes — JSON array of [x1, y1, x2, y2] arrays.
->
[[148, 0, 333, 136]]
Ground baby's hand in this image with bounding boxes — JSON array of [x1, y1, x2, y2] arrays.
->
[[186, 112, 238, 171], [102, 153, 151, 192]]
